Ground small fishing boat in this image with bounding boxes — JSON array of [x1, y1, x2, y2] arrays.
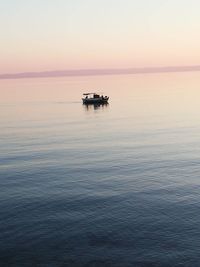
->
[[82, 93, 109, 104]]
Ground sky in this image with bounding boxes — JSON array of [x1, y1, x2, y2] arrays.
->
[[0, 0, 200, 74]]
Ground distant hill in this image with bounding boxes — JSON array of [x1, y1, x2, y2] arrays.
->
[[1, 65, 200, 79]]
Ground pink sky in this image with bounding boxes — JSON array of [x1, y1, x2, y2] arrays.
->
[[1, 1, 200, 74]]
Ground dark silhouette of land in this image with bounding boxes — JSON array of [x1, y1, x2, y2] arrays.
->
[[1, 65, 200, 79]]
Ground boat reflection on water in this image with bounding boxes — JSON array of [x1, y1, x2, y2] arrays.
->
[[83, 102, 109, 112]]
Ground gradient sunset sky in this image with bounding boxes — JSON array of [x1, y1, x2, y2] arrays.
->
[[1, 0, 200, 74]]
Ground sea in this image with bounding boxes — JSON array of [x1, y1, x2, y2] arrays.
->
[[0, 72, 200, 267]]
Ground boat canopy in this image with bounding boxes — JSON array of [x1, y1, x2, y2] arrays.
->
[[83, 92, 103, 95], [83, 93, 93, 95]]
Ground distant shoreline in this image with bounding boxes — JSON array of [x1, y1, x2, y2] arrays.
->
[[1, 65, 200, 79]]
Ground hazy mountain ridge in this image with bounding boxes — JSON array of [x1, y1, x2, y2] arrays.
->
[[1, 65, 200, 79]]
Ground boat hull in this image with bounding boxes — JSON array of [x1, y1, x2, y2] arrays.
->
[[82, 97, 109, 104]]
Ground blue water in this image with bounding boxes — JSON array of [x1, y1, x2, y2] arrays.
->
[[1, 74, 200, 266]]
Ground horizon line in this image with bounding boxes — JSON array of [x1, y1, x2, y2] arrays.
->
[[1, 65, 200, 79]]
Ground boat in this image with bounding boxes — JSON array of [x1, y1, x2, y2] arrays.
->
[[82, 93, 109, 104]]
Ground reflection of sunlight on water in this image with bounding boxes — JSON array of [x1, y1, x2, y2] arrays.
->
[[83, 103, 109, 112]]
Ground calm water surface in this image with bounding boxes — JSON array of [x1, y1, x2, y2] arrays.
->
[[1, 73, 200, 266]]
